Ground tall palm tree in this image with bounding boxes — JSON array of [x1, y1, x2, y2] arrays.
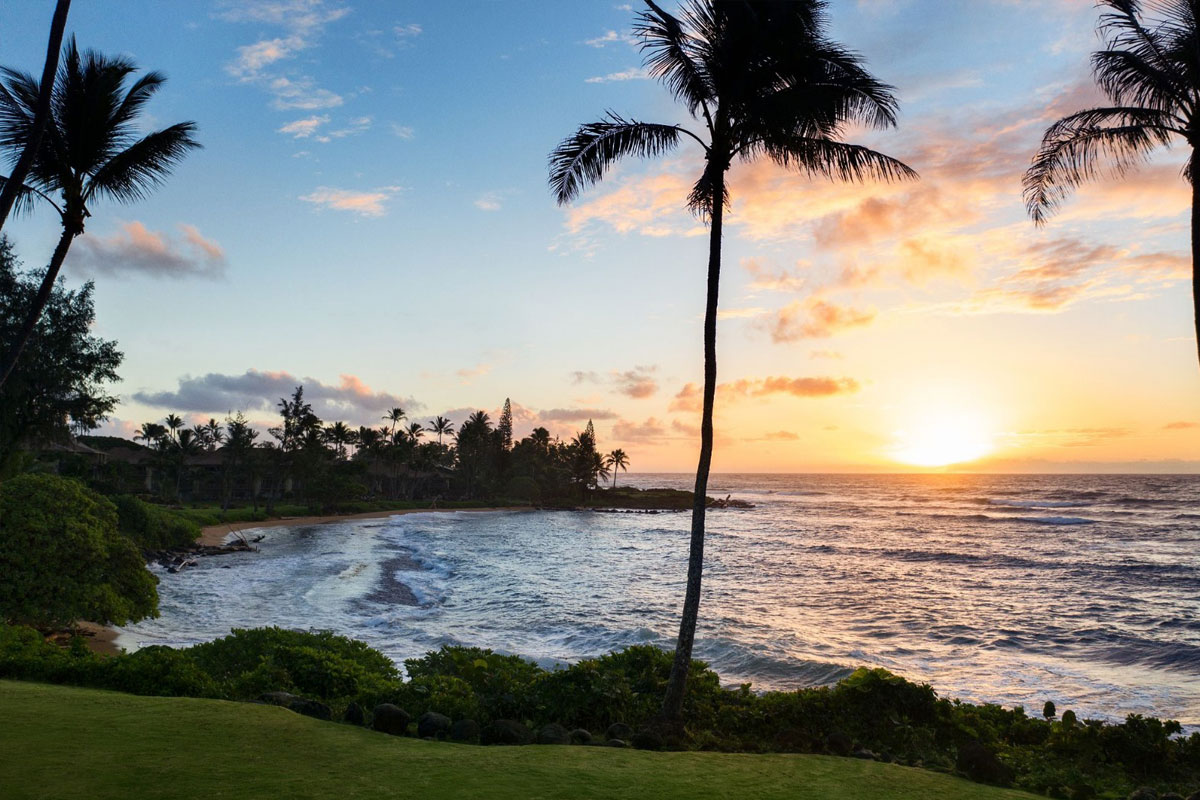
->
[[134, 421, 166, 449], [606, 448, 630, 488], [323, 420, 354, 460], [0, 39, 200, 390], [549, 0, 914, 721], [428, 415, 454, 445], [406, 421, 425, 441], [383, 407, 406, 435], [1024, 0, 1200, 369], [163, 413, 184, 443]]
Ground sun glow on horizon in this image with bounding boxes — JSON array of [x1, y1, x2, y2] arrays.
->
[[890, 403, 996, 468]]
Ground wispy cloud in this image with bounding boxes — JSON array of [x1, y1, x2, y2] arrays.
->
[[69, 222, 226, 281], [474, 192, 503, 211], [585, 30, 636, 48], [390, 123, 415, 140], [278, 114, 329, 138], [585, 67, 651, 84], [670, 375, 860, 412], [300, 186, 401, 217]]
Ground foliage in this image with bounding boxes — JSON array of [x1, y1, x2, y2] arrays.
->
[[0, 236, 121, 475], [111, 494, 200, 551], [0, 475, 157, 627]]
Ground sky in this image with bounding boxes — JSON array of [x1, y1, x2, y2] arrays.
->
[[2, 0, 1199, 473]]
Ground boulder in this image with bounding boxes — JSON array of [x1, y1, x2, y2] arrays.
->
[[288, 697, 332, 721], [568, 728, 592, 745], [480, 719, 533, 746], [450, 719, 480, 742], [631, 730, 662, 751], [605, 739, 627, 748], [825, 731, 853, 757], [535, 723, 571, 745], [258, 691, 298, 707], [605, 723, 634, 741], [418, 711, 452, 740], [851, 748, 878, 760], [956, 741, 1014, 786], [371, 704, 411, 736], [342, 702, 365, 726]]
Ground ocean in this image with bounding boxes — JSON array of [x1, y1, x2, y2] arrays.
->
[[116, 473, 1200, 727]]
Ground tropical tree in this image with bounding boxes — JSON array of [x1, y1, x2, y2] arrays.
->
[[221, 411, 258, 511], [1024, 0, 1200, 369], [0, 0, 70, 231], [383, 407, 406, 435], [606, 448, 630, 488], [163, 413, 183, 443], [549, 0, 914, 720], [406, 421, 425, 441], [428, 416, 454, 445], [0, 39, 200, 390], [134, 422, 166, 449], [323, 420, 355, 460]]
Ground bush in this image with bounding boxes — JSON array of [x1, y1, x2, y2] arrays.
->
[[111, 495, 201, 551], [0, 474, 158, 627]]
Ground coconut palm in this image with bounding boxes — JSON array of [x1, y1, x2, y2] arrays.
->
[[134, 421, 166, 449], [163, 413, 184, 443], [606, 448, 630, 488], [0, 39, 200, 390], [383, 407, 406, 435], [406, 421, 425, 441], [1024, 0, 1200, 369], [549, 0, 914, 720], [428, 415, 454, 445], [323, 420, 355, 460]]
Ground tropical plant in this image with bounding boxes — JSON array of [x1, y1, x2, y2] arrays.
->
[[382, 407, 406, 435], [133, 422, 166, 449], [1024, 0, 1200, 368], [428, 416, 455, 445], [323, 420, 355, 460], [0, 0, 70, 231], [606, 448, 630, 488], [549, 0, 914, 720], [406, 421, 424, 441], [163, 413, 183, 443], [0, 39, 200, 389]]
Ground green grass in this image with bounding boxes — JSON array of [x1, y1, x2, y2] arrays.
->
[[0, 681, 1039, 800]]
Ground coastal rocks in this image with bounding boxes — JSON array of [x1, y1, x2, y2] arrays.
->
[[258, 691, 297, 707], [956, 741, 1013, 786], [418, 711, 452, 740], [569, 728, 592, 745], [371, 704, 411, 736], [631, 729, 662, 751], [343, 702, 365, 726], [256, 692, 331, 721], [825, 731, 853, 757], [449, 719, 480, 742], [480, 719, 533, 746], [605, 722, 634, 741], [605, 739, 627, 747], [535, 723, 571, 745]]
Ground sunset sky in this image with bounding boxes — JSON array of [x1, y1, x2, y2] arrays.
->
[[3, 0, 1199, 472]]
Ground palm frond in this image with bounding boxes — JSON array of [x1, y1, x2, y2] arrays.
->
[[687, 160, 729, 218], [107, 71, 167, 143], [0, 175, 51, 217], [1092, 48, 1190, 112], [765, 136, 918, 184], [548, 113, 684, 205], [83, 122, 200, 204], [1024, 106, 1177, 224], [635, 0, 715, 119]]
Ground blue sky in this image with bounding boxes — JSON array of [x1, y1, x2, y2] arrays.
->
[[3, 0, 1199, 471]]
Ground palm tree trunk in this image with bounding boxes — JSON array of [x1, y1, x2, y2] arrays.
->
[[1193, 173, 1199, 371], [0, 225, 75, 391], [661, 169, 724, 722], [0, 0, 70, 232]]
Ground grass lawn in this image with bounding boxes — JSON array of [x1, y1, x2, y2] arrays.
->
[[0, 680, 1039, 800]]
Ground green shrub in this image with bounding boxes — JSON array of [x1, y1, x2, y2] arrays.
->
[[503, 476, 541, 504], [111, 495, 201, 551], [0, 475, 158, 627], [105, 646, 219, 697]]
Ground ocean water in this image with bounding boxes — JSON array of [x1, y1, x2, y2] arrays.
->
[[117, 473, 1200, 726]]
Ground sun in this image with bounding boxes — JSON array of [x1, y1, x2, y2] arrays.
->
[[890, 407, 995, 468]]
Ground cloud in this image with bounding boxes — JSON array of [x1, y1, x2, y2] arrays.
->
[[742, 257, 808, 292], [69, 222, 226, 280], [611, 417, 669, 442], [474, 192, 502, 211], [268, 76, 343, 110], [585, 67, 651, 83], [311, 115, 372, 142], [133, 369, 420, 425], [300, 186, 401, 217], [613, 366, 658, 398], [395, 23, 422, 38], [456, 363, 492, 381], [570, 370, 601, 384], [1164, 421, 1199, 430], [278, 114, 329, 138], [763, 430, 800, 441], [670, 375, 860, 412], [390, 124, 415, 139], [538, 408, 618, 422], [585, 30, 636, 47], [767, 298, 876, 342], [717, 307, 767, 320]]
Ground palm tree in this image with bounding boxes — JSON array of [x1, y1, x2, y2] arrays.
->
[[428, 416, 454, 445], [606, 448, 630, 488], [134, 421, 166, 449], [163, 413, 184, 443], [0, 39, 200, 390], [323, 420, 354, 460], [383, 407, 406, 435], [1024, 0, 1200, 369], [406, 421, 425, 441], [0, 0, 70, 231], [204, 418, 224, 450], [549, 0, 914, 721]]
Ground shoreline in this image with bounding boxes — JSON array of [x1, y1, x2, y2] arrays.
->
[[196, 506, 532, 546]]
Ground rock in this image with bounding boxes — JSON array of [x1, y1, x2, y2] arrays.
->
[[605, 723, 634, 741], [851, 748, 877, 760], [631, 730, 662, 751], [371, 704, 411, 736], [418, 711, 452, 740], [258, 691, 298, 707], [956, 741, 1014, 786], [288, 697, 332, 721], [480, 719, 533, 746], [1127, 789, 1157, 800], [449, 719, 480, 742], [568, 728, 592, 745], [535, 723, 571, 745], [825, 731, 853, 757], [342, 702, 365, 726], [605, 739, 627, 747]]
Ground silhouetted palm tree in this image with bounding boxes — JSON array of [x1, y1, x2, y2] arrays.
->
[[383, 407, 406, 435], [606, 448, 630, 487], [406, 421, 424, 441], [428, 416, 454, 445], [0, 39, 199, 390], [323, 421, 354, 460], [164, 414, 183, 443], [134, 421, 166, 449], [1025, 0, 1200, 369], [549, 0, 914, 721]]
